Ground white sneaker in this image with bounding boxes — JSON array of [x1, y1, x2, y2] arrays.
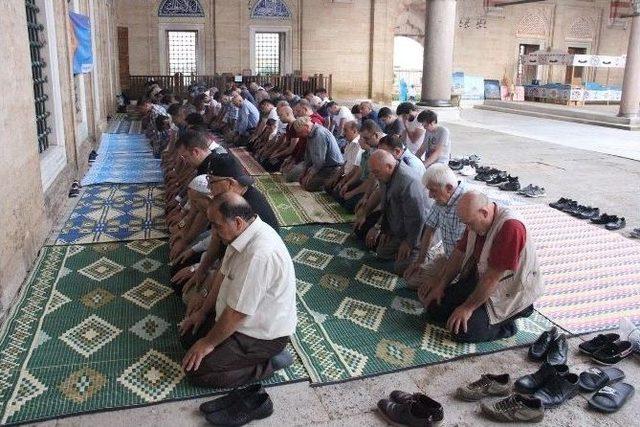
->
[[460, 165, 476, 176]]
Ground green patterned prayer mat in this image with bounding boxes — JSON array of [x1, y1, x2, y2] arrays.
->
[[254, 175, 354, 226], [283, 225, 555, 384], [0, 242, 307, 425]]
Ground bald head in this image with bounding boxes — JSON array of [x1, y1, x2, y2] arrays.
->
[[211, 192, 253, 220], [369, 150, 397, 183], [277, 105, 295, 123], [457, 191, 495, 235], [207, 192, 256, 244]]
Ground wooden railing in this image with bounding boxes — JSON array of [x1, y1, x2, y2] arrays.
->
[[126, 74, 332, 101]]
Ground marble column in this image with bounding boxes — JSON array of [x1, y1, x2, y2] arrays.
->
[[419, 0, 457, 107], [618, 3, 640, 119]]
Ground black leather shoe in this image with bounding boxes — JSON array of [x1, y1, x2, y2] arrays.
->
[[199, 384, 265, 414], [606, 217, 626, 231], [528, 327, 558, 361], [205, 391, 273, 426], [515, 363, 569, 394], [546, 334, 568, 366], [388, 392, 444, 422], [533, 372, 579, 407], [377, 394, 443, 426]]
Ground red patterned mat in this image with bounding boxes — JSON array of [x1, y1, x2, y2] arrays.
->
[[514, 204, 640, 334], [229, 147, 270, 176]]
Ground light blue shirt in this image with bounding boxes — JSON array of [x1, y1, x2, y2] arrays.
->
[[236, 99, 260, 136], [401, 149, 427, 177], [305, 125, 344, 174]]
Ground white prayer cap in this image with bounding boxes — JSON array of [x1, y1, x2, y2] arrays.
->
[[188, 175, 210, 195]]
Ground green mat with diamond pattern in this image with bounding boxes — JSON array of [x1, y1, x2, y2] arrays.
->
[[283, 224, 555, 384], [0, 241, 307, 425]]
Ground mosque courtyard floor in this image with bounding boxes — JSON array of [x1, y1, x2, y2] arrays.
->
[[34, 109, 640, 426]]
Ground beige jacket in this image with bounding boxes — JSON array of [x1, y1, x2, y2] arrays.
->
[[461, 205, 544, 324]]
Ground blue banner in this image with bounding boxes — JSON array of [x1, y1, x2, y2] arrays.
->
[[69, 12, 93, 74]]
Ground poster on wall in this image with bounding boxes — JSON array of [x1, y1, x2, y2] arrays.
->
[[69, 12, 93, 74]]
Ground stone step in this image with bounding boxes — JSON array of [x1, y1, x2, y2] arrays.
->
[[475, 103, 640, 131]]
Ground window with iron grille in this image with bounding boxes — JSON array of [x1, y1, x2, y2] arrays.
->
[[25, 0, 51, 153], [167, 30, 197, 75], [255, 32, 283, 75]]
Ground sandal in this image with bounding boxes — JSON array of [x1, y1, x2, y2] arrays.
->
[[578, 367, 625, 392], [588, 382, 634, 413]]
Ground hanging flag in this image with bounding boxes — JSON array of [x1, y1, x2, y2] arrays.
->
[[610, 0, 632, 20], [69, 12, 93, 74]]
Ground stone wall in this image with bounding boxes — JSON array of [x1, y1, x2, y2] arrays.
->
[[117, 0, 631, 101], [0, 0, 119, 318], [116, 0, 395, 100]]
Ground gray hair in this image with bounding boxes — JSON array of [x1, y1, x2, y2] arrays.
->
[[422, 163, 458, 188]]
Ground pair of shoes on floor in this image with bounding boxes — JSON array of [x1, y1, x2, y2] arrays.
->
[[515, 363, 579, 407], [456, 374, 511, 401], [199, 383, 273, 426], [496, 176, 520, 191], [579, 333, 636, 365], [591, 213, 626, 230], [518, 184, 546, 198], [556, 199, 600, 220], [550, 198, 626, 228], [475, 168, 506, 182], [549, 198, 596, 217], [68, 181, 80, 198], [455, 374, 543, 422], [377, 390, 443, 426], [481, 394, 545, 423], [578, 367, 635, 412], [449, 155, 480, 171], [528, 327, 568, 365]]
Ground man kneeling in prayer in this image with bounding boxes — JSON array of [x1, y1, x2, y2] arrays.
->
[[180, 192, 296, 387], [420, 191, 544, 343]]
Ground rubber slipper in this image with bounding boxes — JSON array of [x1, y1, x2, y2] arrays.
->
[[578, 367, 625, 392], [588, 382, 635, 413]]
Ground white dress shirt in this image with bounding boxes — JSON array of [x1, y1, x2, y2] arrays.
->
[[216, 216, 297, 340]]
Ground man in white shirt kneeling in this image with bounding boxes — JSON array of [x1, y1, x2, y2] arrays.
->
[[180, 192, 297, 388]]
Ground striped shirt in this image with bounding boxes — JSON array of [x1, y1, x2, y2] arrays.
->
[[424, 182, 467, 256]]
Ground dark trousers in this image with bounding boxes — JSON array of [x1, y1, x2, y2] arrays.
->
[[353, 211, 382, 241], [180, 313, 289, 388], [260, 157, 284, 173], [326, 180, 363, 213], [426, 271, 535, 343], [304, 166, 342, 192]]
